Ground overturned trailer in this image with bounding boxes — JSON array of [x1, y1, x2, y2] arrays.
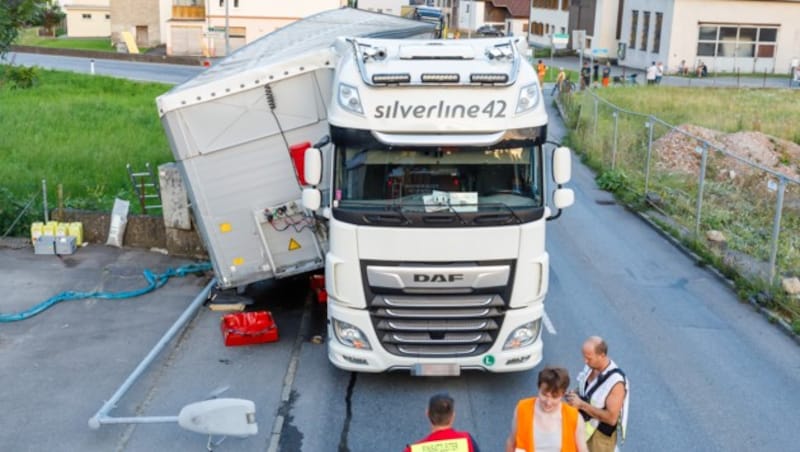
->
[[157, 9, 434, 289]]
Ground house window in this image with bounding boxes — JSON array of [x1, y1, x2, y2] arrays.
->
[[757, 28, 777, 57], [629, 10, 638, 49], [82, 13, 92, 19], [562, 0, 569, 11], [696, 24, 778, 58], [652, 12, 662, 53], [640, 12, 649, 50], [105, 14, 110, 20]]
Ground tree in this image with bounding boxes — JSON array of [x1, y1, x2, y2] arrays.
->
[[0, 0, 46, 60], [32, 1, 64, 37]]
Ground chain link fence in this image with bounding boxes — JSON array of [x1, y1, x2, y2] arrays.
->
[[560, 89, 800, 324]]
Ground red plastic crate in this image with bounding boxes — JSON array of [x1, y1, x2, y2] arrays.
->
[[220, 311, 279, 346]]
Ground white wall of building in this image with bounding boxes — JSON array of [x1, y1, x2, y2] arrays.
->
[[528, 2, 569, 48], [358, 0, 405, 16], [621, 0, 800, 73], [205, 0, 344, 44], [64, 1, 111, 38], [458, 0, 485, 32]]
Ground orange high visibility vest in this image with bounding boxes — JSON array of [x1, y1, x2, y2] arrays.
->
[[514, 397, 578, 452]]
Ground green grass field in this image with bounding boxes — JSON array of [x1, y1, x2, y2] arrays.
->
[[588, 86, 800, 143], [16, 27, 116, 52], [0, 68, 172, 230]]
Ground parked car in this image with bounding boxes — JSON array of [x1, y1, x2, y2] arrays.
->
[[475, 25, 504, 37]]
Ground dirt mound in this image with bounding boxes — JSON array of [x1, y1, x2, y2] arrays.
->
[[653, 124, 800, 181]]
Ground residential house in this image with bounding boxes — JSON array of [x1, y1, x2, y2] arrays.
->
[[620, 0, 800, 73], [458, 0, 529, 37], [63, 0, 111, 38], [358, 0, 405, 16], [109, 0, 163, 49], [528, 0, 570, 48], [165, 0, 345, 57]]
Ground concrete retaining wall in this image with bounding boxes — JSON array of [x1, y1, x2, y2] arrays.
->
[[54, 209, 207, 259]]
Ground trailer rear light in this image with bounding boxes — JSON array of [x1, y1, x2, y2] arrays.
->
[[337, 83, 364, 115], [421, 73, 460, 83], [515, 82, 540, 114], [470, 73, 509, 84], [372, 73, 411, 84], [503, 320, 541, 350]]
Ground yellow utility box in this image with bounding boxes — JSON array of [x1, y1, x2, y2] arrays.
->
[[30, 222, 44, 242], [43, 221, 58, 237], [68, 222, 84, 245]]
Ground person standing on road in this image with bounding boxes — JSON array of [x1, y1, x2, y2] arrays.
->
[[601, 63, 611, 88], [506, 366, 589, 452], [537, 60, 547, 84], [552, 67, 566, 96], [580, 62, 591, 90], [405, 393, 481, 452], [655, 61, 664, 84], [565, 337, 629, 452], [646, 61, 657, 85]]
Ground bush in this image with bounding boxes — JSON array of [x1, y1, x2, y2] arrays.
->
[[596, 169, 631, 193], [3, 65, 39, 89]]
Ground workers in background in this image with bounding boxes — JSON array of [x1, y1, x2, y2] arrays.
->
[[537, 60, 547, 84], [552, 67, 567, 96]]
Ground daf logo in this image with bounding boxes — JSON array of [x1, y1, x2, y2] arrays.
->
[[413, 274, 464, 283]]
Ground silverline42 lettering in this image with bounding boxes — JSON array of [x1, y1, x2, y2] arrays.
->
[[373, 99, 507, 119]]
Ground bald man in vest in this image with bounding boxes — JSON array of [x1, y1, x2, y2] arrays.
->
[[565, 336, 629, 452], [405, 393, 481, 452], [506, 366, 588, 452]]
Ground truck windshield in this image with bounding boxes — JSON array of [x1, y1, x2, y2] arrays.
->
[[333, 145, 543, 213]]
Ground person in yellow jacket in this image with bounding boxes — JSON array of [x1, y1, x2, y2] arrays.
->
[[506, 367, 588, 452], [537, 60, 547, 84]]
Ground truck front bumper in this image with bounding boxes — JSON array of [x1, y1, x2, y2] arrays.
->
[[326, 301, 544, 374]]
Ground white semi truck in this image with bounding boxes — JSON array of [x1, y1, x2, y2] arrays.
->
[[157, 9, 573, 376]]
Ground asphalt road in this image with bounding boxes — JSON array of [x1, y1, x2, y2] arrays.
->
[[1, 55, 799, 451], [6, 52, 204, 85]]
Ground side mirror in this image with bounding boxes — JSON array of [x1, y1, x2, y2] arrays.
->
[[552, 146, 572, 184], [302, 188, 321, 211], [304, 147, 322, 186], [177, 398, 257, 437], [553, 188, 574, 209]]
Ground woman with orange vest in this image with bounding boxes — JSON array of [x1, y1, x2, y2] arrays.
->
[[505, 367, 589, 452]]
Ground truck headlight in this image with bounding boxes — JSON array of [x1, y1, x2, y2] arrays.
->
[[515, 83, 540, 114], [332, 319, 371, 350], [337, 83, 364, 115], [503, 320, 541, 350]]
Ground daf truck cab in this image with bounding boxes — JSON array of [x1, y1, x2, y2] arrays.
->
[[302, 37, 573, 375]]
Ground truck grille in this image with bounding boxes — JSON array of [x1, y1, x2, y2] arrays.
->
[[368, 294, 506, 357]]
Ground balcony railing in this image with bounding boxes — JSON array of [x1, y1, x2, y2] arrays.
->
[[172, 5, 205, 20]]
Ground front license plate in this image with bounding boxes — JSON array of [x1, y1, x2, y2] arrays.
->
[[411, 363, 461, 377]]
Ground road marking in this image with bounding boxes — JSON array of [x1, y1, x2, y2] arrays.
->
[[267, 293, 312, 452], [543, 311, 557, 335]]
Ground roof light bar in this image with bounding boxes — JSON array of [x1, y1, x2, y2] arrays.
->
[[470, 73, 509, 83], [372, 73, 412, 84], [421, 73, 460, 83]]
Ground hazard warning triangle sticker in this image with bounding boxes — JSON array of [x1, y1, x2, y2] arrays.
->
[[288, 238, 301, 251]]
